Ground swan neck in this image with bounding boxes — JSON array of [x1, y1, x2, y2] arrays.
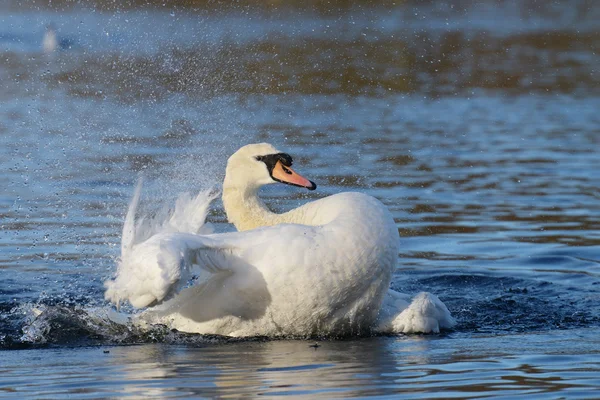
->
[[222, 185, 279, 231]]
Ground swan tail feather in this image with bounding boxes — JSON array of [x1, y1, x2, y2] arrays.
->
[[392, 292, 456, 334], [375, 290, 455, 334]]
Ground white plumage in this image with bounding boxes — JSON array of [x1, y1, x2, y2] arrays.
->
[[104, 143, 455, 336]]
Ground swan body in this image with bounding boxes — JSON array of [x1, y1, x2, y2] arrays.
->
[[42, 24, 75, 54], [104, 143, 455, 336], [42, 25, 58, 54]]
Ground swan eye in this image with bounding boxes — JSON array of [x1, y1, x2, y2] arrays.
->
[[278, 153, 293, 167], [255, 156, 264, 162]]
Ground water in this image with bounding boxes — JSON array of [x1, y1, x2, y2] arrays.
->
[[1, 0, 599, 397], [3, 331, 599, 398]]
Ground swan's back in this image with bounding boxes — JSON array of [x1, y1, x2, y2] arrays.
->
[[289, 192, 398, 244], [245, 192, 399, 335], [106, 144, 454, 336], [145, 191, 401, 337]]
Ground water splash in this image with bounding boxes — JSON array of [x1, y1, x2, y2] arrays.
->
[[8, 302, 244, 348]]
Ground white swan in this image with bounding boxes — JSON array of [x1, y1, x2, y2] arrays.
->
[[104, 143, 455, 336], [42, 25, 58, 54]]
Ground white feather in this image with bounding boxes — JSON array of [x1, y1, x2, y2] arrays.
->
[[105, 183, 219, 308], [104, 144, 455, 336]]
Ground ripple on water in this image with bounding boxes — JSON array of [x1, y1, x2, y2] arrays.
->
[[1, 331, 599, 398], [0, 0, 599, 398]]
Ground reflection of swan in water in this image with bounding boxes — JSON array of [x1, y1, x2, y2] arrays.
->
[[110, 338, 431, 397], [104, 143, 455, 336]]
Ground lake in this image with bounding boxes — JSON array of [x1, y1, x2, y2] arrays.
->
[[1, 0, 599, 398]]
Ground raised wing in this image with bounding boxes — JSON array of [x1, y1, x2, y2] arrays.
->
[[108, 179, 222, 309], [104, 232, 240, 309]]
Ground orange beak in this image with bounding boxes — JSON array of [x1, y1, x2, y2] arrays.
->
[[271, 160, 317, 190]]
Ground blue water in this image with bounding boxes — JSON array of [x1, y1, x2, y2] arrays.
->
[[1, 0, 599, 397]]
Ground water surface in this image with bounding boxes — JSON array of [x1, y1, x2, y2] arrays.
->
[[1, 0, 599, 398]]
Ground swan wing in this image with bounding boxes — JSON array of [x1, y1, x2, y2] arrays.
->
[[105, 224, 319, 310], [133, 224, 322, 331], [105, 232, 242, 309]]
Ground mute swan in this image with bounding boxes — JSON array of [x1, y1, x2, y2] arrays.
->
[[104, 143, 455, 336], [42, 25, 58, 54], [42, 24, 74, 54]]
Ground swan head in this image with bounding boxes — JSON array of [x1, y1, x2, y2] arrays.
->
[[225, 143, 317, 192]]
